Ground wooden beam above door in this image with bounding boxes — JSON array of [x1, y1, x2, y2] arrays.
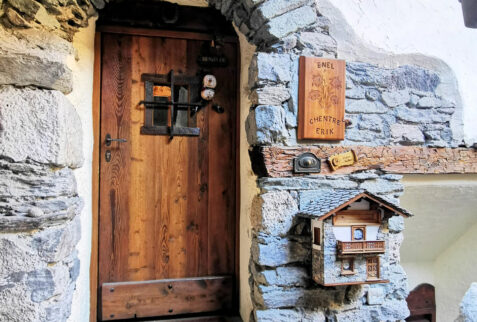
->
[[251, 145, 477, 177]]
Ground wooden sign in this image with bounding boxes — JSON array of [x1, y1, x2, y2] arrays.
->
[[328, 150, 357, 171], [298, 57, 346, 140]]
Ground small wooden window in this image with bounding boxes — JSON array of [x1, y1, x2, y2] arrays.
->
[[351, 226, 366, 241], [341, 258, 355, 275], [313, 227, 321, 246]]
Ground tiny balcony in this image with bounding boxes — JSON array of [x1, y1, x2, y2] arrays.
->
[[337, 240, 385, 255]]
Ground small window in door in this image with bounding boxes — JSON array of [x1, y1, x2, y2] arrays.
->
[[152, 85, 190, 128], [140, 71, 201, 138]]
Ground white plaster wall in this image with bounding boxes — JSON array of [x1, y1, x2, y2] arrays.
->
[[402, 261, 435, 290], [236, 27, 258, 322], [67, 19, 96, 322], [400, 175, 477, 322], [321, 0, 477, 145]]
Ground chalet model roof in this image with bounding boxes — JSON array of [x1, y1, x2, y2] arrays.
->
[[298, 189, 413, 219]]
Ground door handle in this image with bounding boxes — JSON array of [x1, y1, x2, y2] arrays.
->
[[105, 133, 127, 146]]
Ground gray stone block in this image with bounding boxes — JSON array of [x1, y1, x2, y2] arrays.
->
[[346, 87, 366, 99], [259, 266, 308, 287], [0, 159, 82, 231], [381, 90, 410, 107], [359, 179, 403, 195], [297, 31, 337, 56], [417, 96, 442, 109], [350, 171, 379, 181], [359, 114, 385, 132], [379, 299, 410, 321], [260, 178, 358, 191], [252, 236, 309, 267], [251, 85, 291, 105], [255, 308, 326, 322], [256, 6, 316, 42], [251, 191, 298, 236], [391, 124, 425, 145], [367, 286, 385, 305], [456, 283, 477, 322], [346, 100, 388, 114], [31, 217, 81, 263], [394, 105, 450, 124], [345, 128, 385, 143], [7, 0, 40, 17], [381, 174, 403, 181], [253, 52, 292, 84], [285, 110, 297, 128], [365, 88, 381, 101], [250, 0, 310, 30], [246, 105, 288, 145], [26, 269, 55, 303], [0, 28, 73, 93], [0, 86, 83, 168]]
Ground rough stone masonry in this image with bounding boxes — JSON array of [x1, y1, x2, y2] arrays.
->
[[0, 0, 464, 321]]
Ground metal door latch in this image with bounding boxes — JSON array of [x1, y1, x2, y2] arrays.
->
[[105, 133, 127, 146]]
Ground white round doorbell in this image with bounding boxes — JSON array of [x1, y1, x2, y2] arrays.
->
[[201, 88, 215, 100], [203, 74, 217, 89]]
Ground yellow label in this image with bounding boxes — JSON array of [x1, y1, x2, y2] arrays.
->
[[328, 150, 358, 171]]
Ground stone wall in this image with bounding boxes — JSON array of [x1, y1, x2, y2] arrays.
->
[[251, 172, 408, 321], [0, 24, 83, 322]]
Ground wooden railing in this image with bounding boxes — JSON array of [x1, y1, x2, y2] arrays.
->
[[337, 240, 385, 255]]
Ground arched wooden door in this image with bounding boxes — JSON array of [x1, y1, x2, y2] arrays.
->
[[98, 28, 238, 321]]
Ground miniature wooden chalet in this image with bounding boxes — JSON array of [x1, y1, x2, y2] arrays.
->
[[298, 189, 412, 286]]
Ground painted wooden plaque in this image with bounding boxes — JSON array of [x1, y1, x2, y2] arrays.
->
[[298, 56, 346, 140]]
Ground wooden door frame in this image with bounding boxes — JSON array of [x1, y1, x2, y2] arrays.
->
[[90, 27, 241, 321]]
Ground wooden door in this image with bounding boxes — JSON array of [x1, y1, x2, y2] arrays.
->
[[98, 31, 237, 321], [366, 257, 379, 280], [406, 284, 436, 322]]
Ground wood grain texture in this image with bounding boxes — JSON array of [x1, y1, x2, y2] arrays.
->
[[98, 31, 237, 319], [98, 25, 238, 43], [258, 146, 477, 177], [99, 33, 133, 285], [298, 56, 346, 140], [333, 210, 380, 226], [90, 32, 101, 322], [207, 41, 237, 275], [101, 276, 233, 320]]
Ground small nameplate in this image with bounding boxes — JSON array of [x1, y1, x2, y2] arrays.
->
[[328, 150, 358, 171]]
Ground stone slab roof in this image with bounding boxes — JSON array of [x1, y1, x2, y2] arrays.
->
[[299, 189, 412, 219]]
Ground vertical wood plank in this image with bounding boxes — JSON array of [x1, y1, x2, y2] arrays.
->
[[99, 33, 133, 284], [207, 41, 237, 275], [185, 40, 209, 277], [90, 31, 101, 322], [128, 35, 157, 281], [153, 38, 190, 279]]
